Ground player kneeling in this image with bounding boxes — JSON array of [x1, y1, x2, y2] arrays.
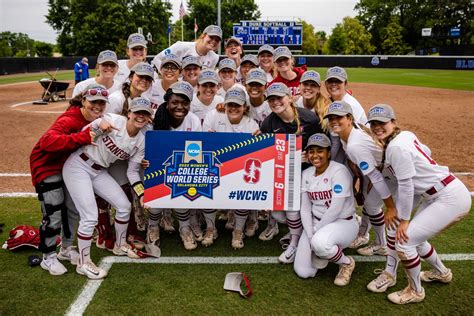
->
[[63, 96, 152, 279], [293, 134, 357, 286]]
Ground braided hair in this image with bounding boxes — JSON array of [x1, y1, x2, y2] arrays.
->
[[121, 81, 132, 117]]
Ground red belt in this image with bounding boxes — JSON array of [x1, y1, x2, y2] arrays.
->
[[425, 174, 455, 196], [79, 153, 104, 171]]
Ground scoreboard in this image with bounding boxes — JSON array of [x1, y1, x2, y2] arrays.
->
[[233, 21, 303, 52]]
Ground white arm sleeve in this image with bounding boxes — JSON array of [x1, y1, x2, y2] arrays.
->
[[396, 177, 415, 220], [300, 192, 314, 240], [126, 160, 142, 185], [313, 196, 346, 232], [366, 168, 391, 199]]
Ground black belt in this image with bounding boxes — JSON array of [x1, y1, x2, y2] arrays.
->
[[315, 215, 353, 221], [79, 153, 104, 171]]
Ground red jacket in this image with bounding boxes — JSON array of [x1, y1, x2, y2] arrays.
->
[[269, 65, 307, 96], [30, 106, 92, 186]]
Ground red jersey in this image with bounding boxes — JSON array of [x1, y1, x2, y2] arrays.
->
[[269, 65, 307, 97], [30, 106, 92, 186]]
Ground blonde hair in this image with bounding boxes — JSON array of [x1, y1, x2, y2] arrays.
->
[[304, 93, 331, 132], [347, 113, 384, 148]]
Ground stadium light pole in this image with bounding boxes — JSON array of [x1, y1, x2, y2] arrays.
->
[[217, 0, 221, 55]]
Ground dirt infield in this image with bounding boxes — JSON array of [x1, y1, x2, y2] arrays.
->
[[0, 80, 473, 192]]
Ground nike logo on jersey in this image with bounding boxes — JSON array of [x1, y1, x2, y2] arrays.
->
[[273, 128, 282, 132]]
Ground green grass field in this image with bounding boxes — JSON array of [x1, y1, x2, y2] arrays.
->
[[0, 198, 472, 315], [0, 68, 473, 91]]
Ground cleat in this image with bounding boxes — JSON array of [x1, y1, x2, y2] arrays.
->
[[244, 219, 259, 237], [334, 256, 355, 286], [225, 211, 235, 230], [180, 227, 197, 250], [76, 261, 107, 280], [349, 234, 370, 249], [112, 243, 140, 259], [202, 228, 218, 247], [146, 224, 160, 245], [190, 224, 203, 242], [279, 232, 291, 246], [41, 252, 67, 276], [258, 210, 269, 221], [367, 270, 396, 293], [57, 246, 79, 265], [231, 229, 244, 249], [387, 286, 425, 305], [258, 223, 279, 241], [420, 268, 452, 283], [357, 243, 387, 256], [278, 245, 297, 264], [160, 213, 176, 233]]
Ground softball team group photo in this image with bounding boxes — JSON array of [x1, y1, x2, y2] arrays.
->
[[31, 25, 471, 305]]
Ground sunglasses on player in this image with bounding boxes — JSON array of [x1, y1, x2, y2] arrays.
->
[[85, 88, 109, 97]]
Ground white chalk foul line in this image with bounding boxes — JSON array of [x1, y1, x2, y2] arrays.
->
[[0, 173, 31, 177], [66, 254, 474, 316]]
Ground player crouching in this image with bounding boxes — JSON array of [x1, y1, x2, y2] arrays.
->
[[293, 134, 357, 286], [63, 96, 152, 279]]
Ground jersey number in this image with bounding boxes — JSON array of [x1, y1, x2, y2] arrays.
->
[[414, 139, 437, 165]]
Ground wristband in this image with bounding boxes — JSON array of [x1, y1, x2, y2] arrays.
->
[[132, 182, 145, 198]]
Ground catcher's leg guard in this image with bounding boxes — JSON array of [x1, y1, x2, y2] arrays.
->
[[36, 175, 68, 254]]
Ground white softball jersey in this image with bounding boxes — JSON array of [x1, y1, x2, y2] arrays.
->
[[115, 59, 131, 84], [83, 113, 145, 167], [301, 162, 355, 222], [145, 79, 167, 108], [341, 128, 383, 176], [190, 95, 224, 122], [72, 77, 122, 98], [152, 42, 219, 70], [202, 110, 259, 133], [343, 93, 368, 125], [106, 90, 127, 114], [247, 98, 271, 127], [170, 112, 203, 132], [384, 131, 450, 195]]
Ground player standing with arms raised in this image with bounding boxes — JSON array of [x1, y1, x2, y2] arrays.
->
[[152, 25, 221, 70]]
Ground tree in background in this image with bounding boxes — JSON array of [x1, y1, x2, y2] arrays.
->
[[380, 16, 410, 55], [300, 20, 318, 54], [34, 42, 55, 57], [46, 0, 172, 56], [326, 17, 375, 54], [356, 0, 473, 52], [0, 32, 35, 57]]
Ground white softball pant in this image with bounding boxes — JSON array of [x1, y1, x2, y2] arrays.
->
[[63, 152, 132, 237], [294, 217, 358, 278], [396, 178, 471, 259]]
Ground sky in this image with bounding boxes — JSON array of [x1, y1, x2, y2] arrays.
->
[[0, 0, 358, 44]]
